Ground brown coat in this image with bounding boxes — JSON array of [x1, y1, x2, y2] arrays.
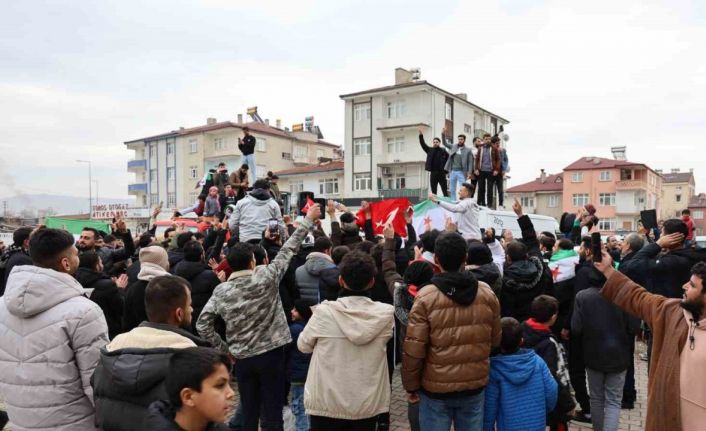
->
[[402, 281, 501, 395], [601, 270, 688, 431], [474, 145, 501, 173]]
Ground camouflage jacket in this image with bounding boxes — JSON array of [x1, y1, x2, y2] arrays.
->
[[196, 217, 314, 359]]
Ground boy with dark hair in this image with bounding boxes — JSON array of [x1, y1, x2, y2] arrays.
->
[[318, 245, 350, 302], [288, 299, 314, 431], [298, 251, 394, 430], [484, 317, 558, 431], [522, 295, 576, 431], [148, 347, 234, 430]]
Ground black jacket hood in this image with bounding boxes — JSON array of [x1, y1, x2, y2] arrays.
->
[[504, 256, 544, 292], [469, 262, 501, 286], [250, 188, 272, 201], [146, 400, 229, 431], [432, 271, 479, 305], [74, 267, 109, 287], [173, 259, 209, 280]]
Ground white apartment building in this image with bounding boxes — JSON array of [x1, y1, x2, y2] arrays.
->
[[339, 67, 509, 204]]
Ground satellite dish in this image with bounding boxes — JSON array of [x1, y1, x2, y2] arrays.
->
[[501, 132, 510, 142]]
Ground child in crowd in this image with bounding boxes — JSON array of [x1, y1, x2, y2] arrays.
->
[[204, 186, 221, 218], [522, 295, 577, 431], [147, 347, 234, 431], [484, 317, 558, 431], [289, 299, 314, 431]]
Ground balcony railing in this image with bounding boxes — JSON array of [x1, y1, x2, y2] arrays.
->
[[128, 183, 148, 194], [127, 159, 147, 171], [616, 180, 647, 190], [379, 188, 426, 201]]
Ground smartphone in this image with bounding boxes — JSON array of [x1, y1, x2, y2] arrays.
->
[[268, 218, 279, 236], [591, 232, 602, 263]]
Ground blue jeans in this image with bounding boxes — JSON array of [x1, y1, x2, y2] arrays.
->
[[419, 390, 484, 431], [449, 170, 465, 200], [291, 384, 309, 431], [586, 368, 626, 431], [243, 154, 256, 183]]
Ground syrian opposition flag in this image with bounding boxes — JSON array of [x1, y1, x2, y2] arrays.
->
[[368, 198, 411, 237], [548, 249, 580, 283], [411, 197, 459, 235]]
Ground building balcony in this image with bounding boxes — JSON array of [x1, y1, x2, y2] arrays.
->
[[379, 188, 426, 201], [616, 180, 647, 190], [128, 183, 148, 194], [127, 159, 147, 171], [292, 155, 320, 166]]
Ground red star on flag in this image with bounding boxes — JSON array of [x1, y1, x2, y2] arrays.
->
[[551, 266, 561, 281]]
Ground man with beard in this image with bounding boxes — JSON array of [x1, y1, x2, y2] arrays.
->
[[596, 255, 706, 431], [92, 275, 211, 431], [77, 218, 135, 274], [0, 226, 33, 295]]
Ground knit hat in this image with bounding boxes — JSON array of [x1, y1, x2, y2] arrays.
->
[[293, 299, 314, 321], [467, 242, 493, 266], [584, 204, 597, 216], [139, 246, 169, 271], [403, 260, 434, 289]]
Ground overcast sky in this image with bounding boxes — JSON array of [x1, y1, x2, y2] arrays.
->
[[1, 0, 704, 202]]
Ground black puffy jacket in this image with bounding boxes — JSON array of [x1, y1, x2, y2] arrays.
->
[[74, 267, 124, 339], [500, 256, 552, 321], [173, 260, 220, 332], [146, 400, 230, 431]]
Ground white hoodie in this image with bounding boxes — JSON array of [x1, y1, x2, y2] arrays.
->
[[298, 295, 394, 420]]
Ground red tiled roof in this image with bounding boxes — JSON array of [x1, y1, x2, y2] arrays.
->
[[662, 172, 693, 184], [506, 173, 563, 193], [689, 194, 706, 208], [563, 156, 654, 173], [275, 161, 344, 176]]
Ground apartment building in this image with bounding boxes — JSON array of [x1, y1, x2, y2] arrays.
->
[[688, 193, 706, 236], [505, 170, 564, 220], [339, 67, 509, 205], [125, 115, 339, 209], [657, 168, 696, 220], [274, 160, 344, 207], [562, 147, 663, 233]]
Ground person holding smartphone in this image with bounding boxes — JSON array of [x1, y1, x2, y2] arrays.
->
[[238, 127, 257, 183]]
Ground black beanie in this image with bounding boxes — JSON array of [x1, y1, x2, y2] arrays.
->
[[467, 242, 493, 266], [403, 260, 434, 287], [339, 212, 356, 224], [293, 299, 314, 321]]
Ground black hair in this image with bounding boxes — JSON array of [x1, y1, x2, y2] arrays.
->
[[530, 295, 559, 323], [472, 137, 481, 143], [82, 227, 101, 239], [682, 209, 691, 216], [193, 232, 205, 241], [313, 236, 333, 253], [458, 134, 467, 140], [331, 246, 350, 265], [138, 233, 155, 249], [691, 262, 706, 287], [500, 317, 523, 354], [420, 229, 440, 253], [227, 242, 254, 271], [218, 162, 226, 167], [557, 239, 574, 251], [540, 236, 556, 251], [252, 245, 267, 265], [540, 231, 556, 240], [197, 193, 207, 201], [165, 347, 231, 409], [506, 241, 528, 262], [240, 164, 249, 170], [403, 260, 434, 287], [491, 135, 500, 144], [339, 212, 356, 224], [370, 243, 383, 270], [183, 240, 204, 262], [432, 137, 441, 143], [663, 218, 688, 239], [164, 227, 176, 239], [352, 240, 375, 254], [434, 232, 467, 271], [338, 251, 376, 291], [29, 228, 74, 268], [267, 171, 274, 178], [144, 275, 190, 323], [177, 232, 195, 249], [461, 182, 474, 194], [253, 179, 270, 190], [12, 226, 32, 247], [78, 250, 100, 270], [103, 234, 117, 244], [293, 298, 314, 321]]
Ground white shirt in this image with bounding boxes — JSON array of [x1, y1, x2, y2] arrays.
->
[[437, 198, 481, 241]]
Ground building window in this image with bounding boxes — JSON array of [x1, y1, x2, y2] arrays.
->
[[599, 193, 616, 206], [354, 103, 371, 121], [150, 194, 159, 206], [386, 100, 406, 119], [571, 172, 583, 183], [167, 142, 175, 155], [214, 137, 225, 151], [520, 196, 535, 208], [189, 166, 198, 179], [167, 193, 176, 207], [189, 139, 198, 153], [289, 181, 304, 205], [353, 137, 371, 156], [572, 193, 589, 207], [598, 218, 617, 231], [354, 173, 372, 191], [386, 136, 405, 153], [693, 210, 704, 219], [282, 152, 292, 160], [319, 178, 339, 195], [599, 171, 611, 181], [150, 169, 157, 183], [548, 195, 559, 208], [464, 123, 473, 134], [189, 192, 199, 204], [167, 167, 176, 181], [149, 144, 156, 158], [676, 194, 682, 202], [445, 101, 453, 120], [256, 138, 267, 152], [257, 165, 267, 177], [316, 149, 325, 160], [294, 144, 307, 159]]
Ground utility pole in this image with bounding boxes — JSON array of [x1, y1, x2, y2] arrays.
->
[[76, 160, 92, 218]]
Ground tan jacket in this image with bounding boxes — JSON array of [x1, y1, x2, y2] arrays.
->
[[298, 295, 394, 420], [402, 281, 501, 394]]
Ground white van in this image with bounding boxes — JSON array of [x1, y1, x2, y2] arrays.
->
[[478, 208, 559, 239]]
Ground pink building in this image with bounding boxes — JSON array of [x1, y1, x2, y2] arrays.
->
[[562, 151, 662, 233]]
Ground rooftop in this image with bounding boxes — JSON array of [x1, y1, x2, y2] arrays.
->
[[506, 173, 563, 193], [563, 156, 658, 174], [275, 160, 344, 176], [662, 172, 694, 184], [689, 193, 706, 208]]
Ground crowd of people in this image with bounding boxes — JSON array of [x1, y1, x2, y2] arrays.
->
[[0, 157, 705, 431]]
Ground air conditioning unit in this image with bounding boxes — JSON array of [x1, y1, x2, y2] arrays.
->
[[381, 167, 392, 176]]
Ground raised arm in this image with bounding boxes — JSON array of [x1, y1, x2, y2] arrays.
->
[[418, 128, 430, 153], [382, 232, 403, 296]]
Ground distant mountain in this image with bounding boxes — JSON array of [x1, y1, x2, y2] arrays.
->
[[0, 194, 132, 217]]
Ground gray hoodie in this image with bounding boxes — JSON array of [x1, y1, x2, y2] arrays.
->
[[0, 265, 109, 431], [295, 252, 335, 303], [229, 188, 284, 243]]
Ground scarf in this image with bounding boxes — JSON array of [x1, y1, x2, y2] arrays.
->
[[138, 262, 170, 282]]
